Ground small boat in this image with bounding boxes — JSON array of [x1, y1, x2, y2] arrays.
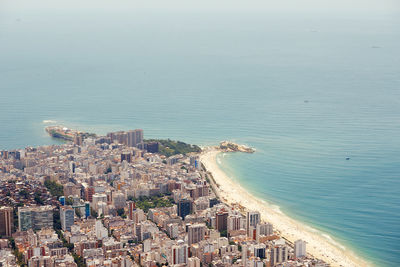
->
[[346, 157, 350, 160]]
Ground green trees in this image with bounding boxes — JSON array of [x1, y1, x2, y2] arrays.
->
[[73, 254, 86, 267], [56, 230, 85, 267], [129, 195, 174, 212], [90, 208, 98, 218], [75, 208, 82, 218], [65, 197, 74, 206], [19, 189, 29, 198], [53, 208, 61, 230], [117, 208, 125, 217], [34, 192, 44, 205], [10, 237, 27, 266], [220, 230, 228, 237], [144, 139, 201, 157], [44, 180, 64, 198]]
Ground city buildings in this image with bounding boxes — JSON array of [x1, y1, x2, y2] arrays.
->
[[188, 224, 205, 245], [216, 210, 228, 233], [246, 211, 260, 236], [294, 239, 307, 258], [270, 244, 288, 266], [0, 128, 329, 267], [177, 199, 192, 219], [171, 240, 188, 265], [60, 206, 75, 232], [0, 207, 13, 237], [253, 243, 266, 259], [18, 206, 53, 231]]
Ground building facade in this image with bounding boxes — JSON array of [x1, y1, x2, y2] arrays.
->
[[60, 207, 75, 231], [0, 207, 13, 237], [18, 206, 53, 231]]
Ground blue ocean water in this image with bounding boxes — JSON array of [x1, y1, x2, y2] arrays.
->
[[1, 1, 400, 266]]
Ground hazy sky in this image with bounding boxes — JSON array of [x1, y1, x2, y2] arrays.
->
[[1, 0, 399, 17]]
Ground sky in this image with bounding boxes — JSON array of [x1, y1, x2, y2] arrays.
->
[[1, 0, 399, 17]]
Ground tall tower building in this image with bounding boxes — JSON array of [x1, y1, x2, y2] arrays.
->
[[270, 245, 288, 266], [112, 191, 126, 210], [127, 129, 144, 147], [227, 215, 242, 232], [0, 207, 13, 237], [216, 210, 229, 232], [188, 257, 201, 267], [134, 129, 143, 146], [242, 243, 247, 267], [18, 208, 32, 232], [246, 211, 260, 236], [121, 152, 132, 163], [73, 135, 83, 146], [171, 240, 188, 265], [294, 239, 306, 258], [177, 199, 192, 219], [253, 244, 266, 259], [60, 206, 75, 231], [128, 201, 136, 221], [188, 224, 205, 245], [127, 130, 136, 147]]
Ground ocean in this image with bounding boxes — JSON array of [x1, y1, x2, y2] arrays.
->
[[1, 1, 399, 266]]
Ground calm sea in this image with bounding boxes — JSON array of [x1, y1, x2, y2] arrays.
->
[[1, 1, 399, 266]]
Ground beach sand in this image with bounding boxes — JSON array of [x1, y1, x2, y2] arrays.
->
[[200, 148, 371, 267]]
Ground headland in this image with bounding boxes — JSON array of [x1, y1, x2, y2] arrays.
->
[[45, 125, 96, 142]]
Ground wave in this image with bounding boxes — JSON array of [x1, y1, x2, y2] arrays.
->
[[42, 120, 57, 124], [322, 233, 346, 251], [271, 204, 283, 214]]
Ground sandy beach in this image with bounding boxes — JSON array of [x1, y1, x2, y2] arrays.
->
[[200, 148, 371, 267]]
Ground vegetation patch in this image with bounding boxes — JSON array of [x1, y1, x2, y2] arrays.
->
[[44, 180, 64, 198], [128, 195, 174, 212], [145, 139, 201, 157]]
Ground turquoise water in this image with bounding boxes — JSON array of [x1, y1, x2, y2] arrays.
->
[[1, 1, 400, 266]]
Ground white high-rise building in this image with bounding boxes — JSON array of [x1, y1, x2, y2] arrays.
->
[[294, 239, 307, 258], [227, 215, 242, 232], [253, 243, 266, 259], [188, 224, 205, 245], [171, 240, 188, 265], [246, 211, 260, 236], [188, 257, 201, 267], [242, 243, 247, 267], [143, 239, 151, 253], [270, 245, 288, 266], [92, 193, 108, 210], [256, 222, 273, 242], [60, 206, 74, 231], [95, 220, 108, 239], [112, 191, 126, 209], [248, 259, 263, 267], [127, 129, 144, 147]]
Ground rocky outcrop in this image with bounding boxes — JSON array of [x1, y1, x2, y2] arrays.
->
[[219, 141, 255, 153]]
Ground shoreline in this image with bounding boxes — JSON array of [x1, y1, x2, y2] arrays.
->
[[200, 147, 371, 267]]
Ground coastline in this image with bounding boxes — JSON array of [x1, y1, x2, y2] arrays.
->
[[200, 147, 371, 267]]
